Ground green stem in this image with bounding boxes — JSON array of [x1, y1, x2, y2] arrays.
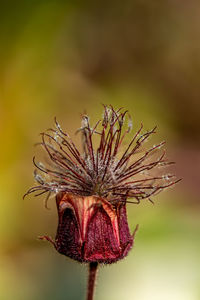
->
[[87, 262, 98, 300]]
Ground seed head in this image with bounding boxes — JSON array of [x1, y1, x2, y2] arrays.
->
[[24, 105, 179, 263]]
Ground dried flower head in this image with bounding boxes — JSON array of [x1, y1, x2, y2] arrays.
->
[[24, 105, 179, 264]]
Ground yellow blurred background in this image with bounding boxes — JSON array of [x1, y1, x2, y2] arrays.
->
[[0, 1, 200, 299]]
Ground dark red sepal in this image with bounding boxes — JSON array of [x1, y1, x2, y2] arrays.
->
[[46, 192, 137, 264]]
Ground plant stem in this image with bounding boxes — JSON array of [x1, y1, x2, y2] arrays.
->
[[87, 262, 98, 300]]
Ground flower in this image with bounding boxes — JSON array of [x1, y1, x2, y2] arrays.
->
[[24, 105, 179, 264]]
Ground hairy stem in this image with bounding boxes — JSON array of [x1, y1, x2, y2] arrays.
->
[[87, 262, 98, 300]]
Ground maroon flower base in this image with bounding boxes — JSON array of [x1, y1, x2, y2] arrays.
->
[[42, 192, 137, 264]]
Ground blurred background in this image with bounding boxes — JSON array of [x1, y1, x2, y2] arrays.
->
[[0, 1, 200, 299]]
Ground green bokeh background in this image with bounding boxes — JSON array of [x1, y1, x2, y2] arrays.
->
[[0, 1, 200, 299]]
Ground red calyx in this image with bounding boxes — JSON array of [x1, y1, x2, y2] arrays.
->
[[42, 192, 137, 264]]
